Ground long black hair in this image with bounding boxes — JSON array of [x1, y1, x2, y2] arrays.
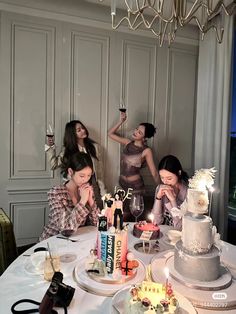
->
[[62, 120, 98, 169], [61, 151, 94, 178], [158, 155, 189, 184], [139, 123, 156, 138]]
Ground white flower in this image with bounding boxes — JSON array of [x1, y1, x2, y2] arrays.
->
[[189, 167, 216, 190], [197, 193, 209, 208], [212, 225, 223, 251]]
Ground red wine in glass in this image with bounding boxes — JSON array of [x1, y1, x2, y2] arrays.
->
[[119, 108, 127, 113]]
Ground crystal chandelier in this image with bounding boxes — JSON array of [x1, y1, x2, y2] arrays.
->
[[111, 0, 236, 46]]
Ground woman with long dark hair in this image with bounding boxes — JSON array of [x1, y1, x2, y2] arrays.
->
[[151, 155, 189, 229], [45, 120, 104, 209], [40, 151, 100, 240], [108, 112, 159, 196]]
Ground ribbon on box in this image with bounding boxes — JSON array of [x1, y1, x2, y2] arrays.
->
[[121, 261, 133, 276]]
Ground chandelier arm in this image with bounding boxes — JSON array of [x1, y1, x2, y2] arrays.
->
[[182, 15, 205, 32], [112, 14, 139, 29], [150, 21, 170, 47], [131, 12, 150, 29], [135, 0, 146, 13], [147, 6, 176, 23], [182, 0, 204, 20], [151, 28, 164, 47], [207, 3, 233, 21], [202, 24, 224, 43]]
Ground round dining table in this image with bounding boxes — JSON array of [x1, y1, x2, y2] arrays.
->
[[0, 224, 236, 314]]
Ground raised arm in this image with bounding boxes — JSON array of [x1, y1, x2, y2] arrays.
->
[[45, 146, 64, 170], [45, 135, 64, 170], [143, 148, 159, 185], [108, 112, 130, 145]]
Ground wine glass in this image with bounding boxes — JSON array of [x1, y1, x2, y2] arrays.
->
[[60, 228, 77, 263], [119, 99, 126, 113], [46, 123, 54, 138], [129, 194, 144, 222], [46, 123, 54, 146]]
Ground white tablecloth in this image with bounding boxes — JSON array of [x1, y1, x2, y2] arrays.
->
[[0, 224, 236, 314]]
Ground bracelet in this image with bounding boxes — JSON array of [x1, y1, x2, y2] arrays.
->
[[156, 197, 162, 200]]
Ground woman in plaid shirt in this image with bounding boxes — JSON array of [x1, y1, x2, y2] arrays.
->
[[40, 151, 100, 240]]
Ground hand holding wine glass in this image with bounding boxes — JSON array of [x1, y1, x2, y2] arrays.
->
[[46, 123, 54, 146], [129, 194, 144, 222]]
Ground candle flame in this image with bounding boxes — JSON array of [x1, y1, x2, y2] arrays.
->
[[164, 267, 169, 278], [148, 213, 154, 223], [209, 186, 215, 193]]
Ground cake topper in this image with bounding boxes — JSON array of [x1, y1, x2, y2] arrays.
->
[[101, 193, 114, 227], [188, 167, 216, 190], [98, 215, 108, 231], [113, 191, 124, 230], [114, 186, 133, 201], [188, 167, 217, 217]]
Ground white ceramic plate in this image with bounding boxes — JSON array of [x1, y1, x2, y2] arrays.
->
[[166, 230, 181, 243], [161, 235, 176, 246], [73, 258, 146, 296], [111, 286, 197, 314]]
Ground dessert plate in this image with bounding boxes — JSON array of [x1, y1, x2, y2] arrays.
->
[[111, 286, 197, 314], [161, 234, 176, 246], [73, 258, 146, 296]]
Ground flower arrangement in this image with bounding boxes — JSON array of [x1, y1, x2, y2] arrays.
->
[[188, 167, 216, 190]]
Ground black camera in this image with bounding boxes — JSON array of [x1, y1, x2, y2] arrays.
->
[[39, 272, 75, 314]]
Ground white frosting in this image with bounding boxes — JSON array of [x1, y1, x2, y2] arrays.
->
[[182, 213, 213, 253], [174, 241, 220, 281], [187, 189, 209, 214]]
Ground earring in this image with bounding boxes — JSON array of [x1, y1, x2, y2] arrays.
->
[[178, 170, 181, 176]]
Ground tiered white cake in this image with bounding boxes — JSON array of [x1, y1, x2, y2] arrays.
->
[[174, 169, 221, 282]]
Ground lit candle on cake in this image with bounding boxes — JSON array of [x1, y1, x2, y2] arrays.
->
[[164, 267, 169, 299], [148, 213, 154, 224]]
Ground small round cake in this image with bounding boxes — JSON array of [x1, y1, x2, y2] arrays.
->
[[125, 281, 179, 313], [133, 222, 160, 240]]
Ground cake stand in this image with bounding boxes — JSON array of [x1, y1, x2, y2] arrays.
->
[[133, 232, 163, 254], [73, 257, 146, 296], [111, 285, 197, 314], [151, 251, 236, 310]]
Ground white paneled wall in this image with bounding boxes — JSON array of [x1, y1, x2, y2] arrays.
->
[[0, 1, 198, 245]]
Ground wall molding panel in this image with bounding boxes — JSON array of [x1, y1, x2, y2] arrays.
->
[[10, 20, 56, 179], [10, 200, 48, 246]]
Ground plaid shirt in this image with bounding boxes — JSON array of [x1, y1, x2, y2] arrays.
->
[[39, 184, 99, 241]]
